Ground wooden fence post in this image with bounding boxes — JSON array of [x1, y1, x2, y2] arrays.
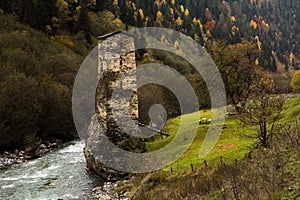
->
[[220, 156, 223, 165], [204, 160, 208, 168]]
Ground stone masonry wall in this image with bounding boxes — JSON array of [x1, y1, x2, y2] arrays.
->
[[84, 32, 145, 180]]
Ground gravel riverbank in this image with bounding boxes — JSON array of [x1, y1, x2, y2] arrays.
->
[[83, 181, 131, 200], [0, 140, 63, 170]]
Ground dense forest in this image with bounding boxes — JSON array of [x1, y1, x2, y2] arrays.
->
[[114, 0, 300, 72], [0, 0, 126, 151], [1, 0, 299, 71], [0, 0, 299, 151]]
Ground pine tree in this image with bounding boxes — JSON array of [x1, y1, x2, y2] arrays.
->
[[77, 6, 92, 44], [96, 0, 113, 12]]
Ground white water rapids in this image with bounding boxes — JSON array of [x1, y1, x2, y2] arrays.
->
[[0, 140, 103, 200]]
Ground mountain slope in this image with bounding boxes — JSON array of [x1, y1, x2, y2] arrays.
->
[[114, 0, 299, 72]]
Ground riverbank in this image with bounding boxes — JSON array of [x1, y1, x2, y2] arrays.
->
[[0, 139, 64, 170], [0, 140, 106, 199], [84, 181, 131, 200]]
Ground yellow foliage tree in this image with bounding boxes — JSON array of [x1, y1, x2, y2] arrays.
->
[[262, 20, 269, 28], [250, 20, 258, 29], [255, 58, 260, 65], [206, 30, 211, 37], [193, 17, 197, 24], [170, 8, 174, 16], [145, 17, 149, 26], [139, 9, 144, 19], [198, 19, 203, 30], [231, 15, 236, 23], [255, 36, 262, 50], [76, 6, 81, 13], [171, 0, 175, 5], [193, 18, 203, 30], [232, 25, 239, 31], [176, 17, 183, 26], [56, 0, 68, 10], [185, 8, 189, 17], [290, 52, 294, 64], [131, 2, 136, 10], [180, 5, 185, 13], [156, 11, 163, 22]]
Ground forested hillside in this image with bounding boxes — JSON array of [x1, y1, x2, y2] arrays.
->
[[0, 15, 80, 151], [0, 1, 126, 151], [112, 0, 300, 72], [0, 1, 299, 199], [0, 0, 299, 150], [1, 0, 299, 72]]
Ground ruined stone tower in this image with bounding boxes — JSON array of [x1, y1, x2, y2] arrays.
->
[[96, 32, 139, 137], [84, 32, 145, 180]]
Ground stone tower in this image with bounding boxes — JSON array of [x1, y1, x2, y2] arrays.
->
[[84, 32, 145, 180], [96, 31, 139, 136]]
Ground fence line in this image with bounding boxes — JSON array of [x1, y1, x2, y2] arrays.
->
[[169, 156, 241, 174]]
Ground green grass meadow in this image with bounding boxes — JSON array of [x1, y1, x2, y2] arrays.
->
[[146, 96, 300, 171], [146, 109, 257, 171]]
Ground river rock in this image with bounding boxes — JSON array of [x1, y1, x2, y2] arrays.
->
[[39, 144, 47, 149], [86, 182, 130, 200], [0, 140, 63, 170], [48, 143, 58, 149]]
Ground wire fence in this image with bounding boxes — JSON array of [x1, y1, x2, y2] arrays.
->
[[168, 156, 240, 175]]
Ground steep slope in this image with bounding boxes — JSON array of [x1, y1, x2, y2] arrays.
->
[[128, 97, 300, 200], [0, 14, 81, 151], [0, 2, 127, 152], [112, 0, 299, 72]]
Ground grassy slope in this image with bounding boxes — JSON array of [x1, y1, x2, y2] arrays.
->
[[146, 109, 256, 171], [281, 96, 300, 121], [126, 96, 300, 199], [146, 95, 300, 171]]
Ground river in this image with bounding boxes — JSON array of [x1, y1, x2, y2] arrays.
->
[[0, 140, 103, 200]]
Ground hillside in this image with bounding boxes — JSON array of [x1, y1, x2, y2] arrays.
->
[[0, 6, 126, 151], [0, 1, 298, 199], [0, 0, 298, 150], [119, 97, 300, 199], [1, 0, 299, 72], [114, 0, 300, 72], [0, 14, 81, 151]]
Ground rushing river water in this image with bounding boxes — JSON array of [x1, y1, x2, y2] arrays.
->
[[0, 140, 103, 200]]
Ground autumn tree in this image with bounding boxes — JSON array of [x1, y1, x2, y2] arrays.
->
[[136, 8, 144, 27], [211, 40, 262, 112], [155, 10, 163, 26], [239, 71, 285, 148]]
